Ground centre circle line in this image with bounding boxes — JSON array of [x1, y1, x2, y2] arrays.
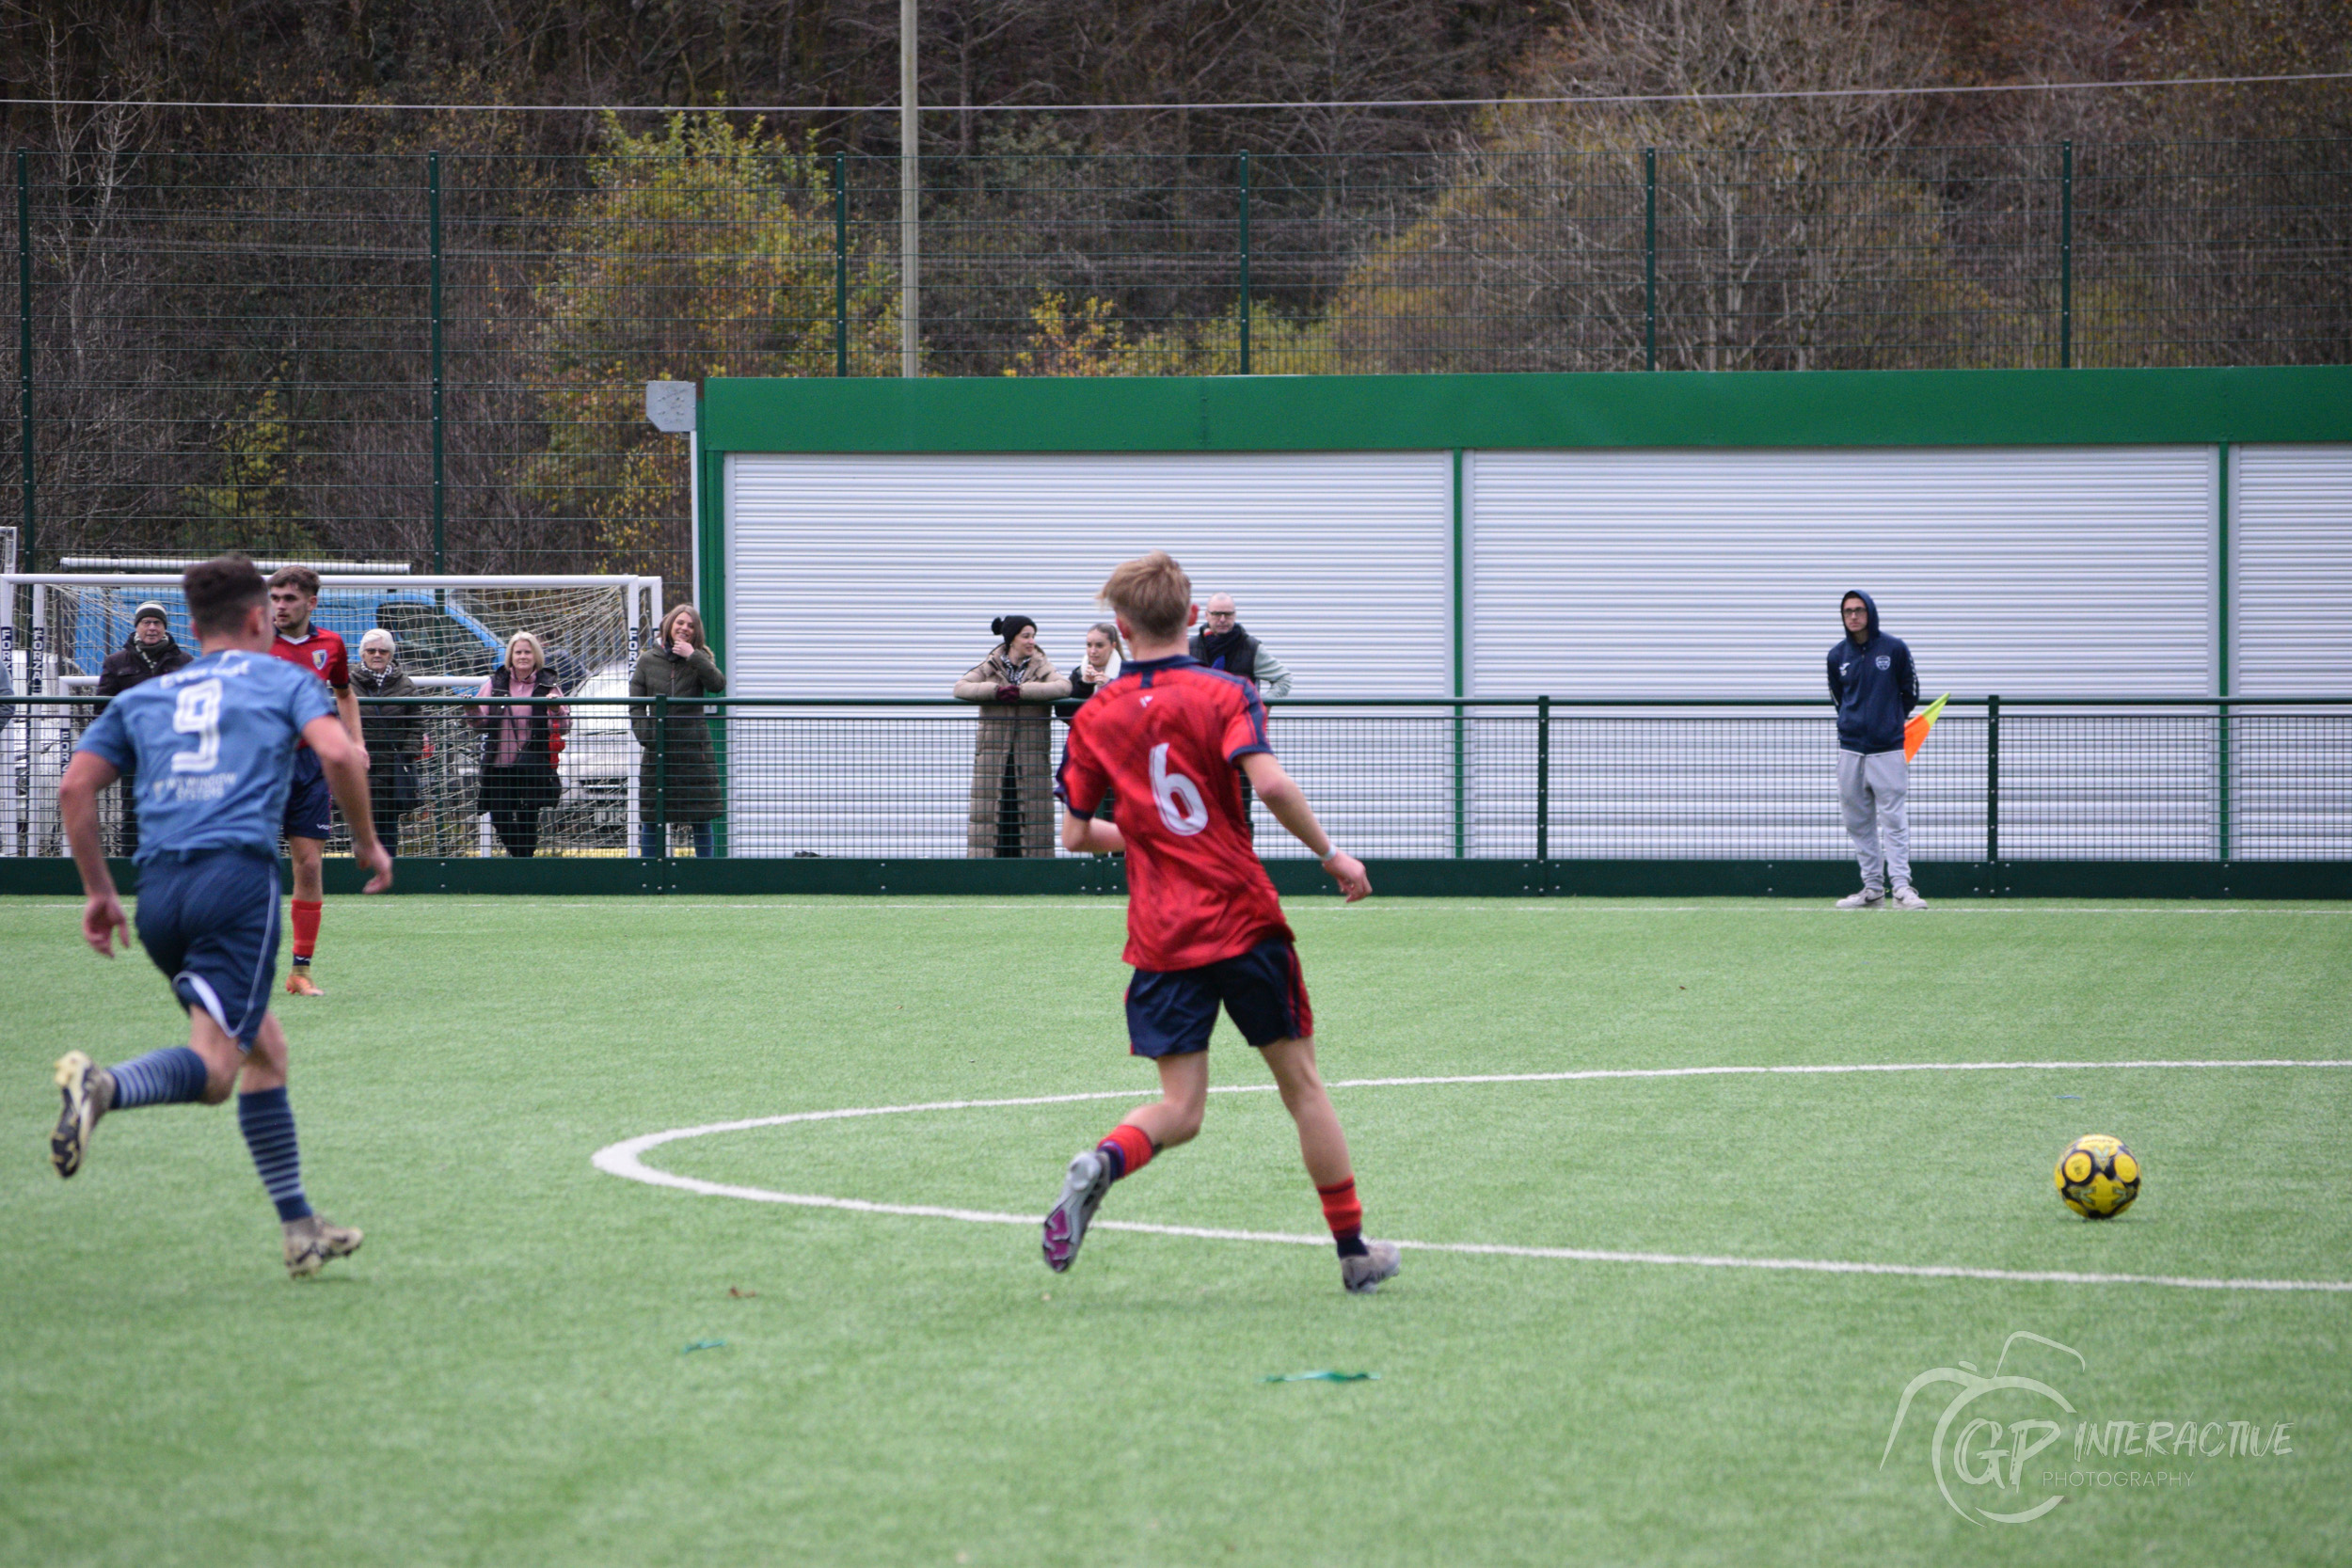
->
[[590, 1058, 2352, 1295]]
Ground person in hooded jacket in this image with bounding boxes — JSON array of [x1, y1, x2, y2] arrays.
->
[[94, 601, 194, 857], [629, 604, 728, 859], [352, 627, 425, 855], [1827, 590, 1925, 910], [954, 615, 1070, 857]]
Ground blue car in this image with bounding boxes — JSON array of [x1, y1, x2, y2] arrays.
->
[[57, 588, 510, 680]]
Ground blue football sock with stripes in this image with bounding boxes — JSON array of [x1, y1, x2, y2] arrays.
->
[[236, 1086, 312, 1223], [106, 1046, 208, 1109]]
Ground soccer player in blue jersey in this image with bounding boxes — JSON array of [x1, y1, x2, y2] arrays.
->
[[50, 555, 393, 1278]]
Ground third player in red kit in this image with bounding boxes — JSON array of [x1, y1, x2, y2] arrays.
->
[[1044, 551, 1398, 1294], [265, 566, 365, 995]]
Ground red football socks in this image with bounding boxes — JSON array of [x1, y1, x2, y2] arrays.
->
[[1097, 1124, 1156, 1181], [291, 899, 323, 963], [1318, 1177, 1365, 1249]]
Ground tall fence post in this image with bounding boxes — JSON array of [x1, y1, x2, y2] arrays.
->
[[1237, 150, 1251, 375], [834, 153, 850, 377], [653, 693, 669, 858], [1985, 694, 2000, 867], [2058, 139, 2074, 370], [16, 150, 33, 571], [2217, 442, 2232, 862], [427, 152, 446, 574], [1535, 695, 1550, 862], [1643, 148, 1658, 372]]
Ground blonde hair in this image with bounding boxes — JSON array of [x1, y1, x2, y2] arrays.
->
[[505, 630, 548, 673], [1099, 552, 1191, 642], [661, 604, 706, 651]]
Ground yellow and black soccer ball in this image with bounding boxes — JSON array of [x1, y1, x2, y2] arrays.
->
[[2055, 1134, 2141, 1219]]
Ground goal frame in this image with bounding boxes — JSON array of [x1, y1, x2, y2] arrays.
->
[[4, 573, 662, 859]]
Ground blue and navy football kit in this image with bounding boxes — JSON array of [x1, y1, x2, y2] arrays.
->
[[76, 650, 336, 1045]]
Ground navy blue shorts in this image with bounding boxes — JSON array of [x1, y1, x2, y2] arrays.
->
[[1126, 935, 1313, 1058], [281, 748, 332, 842], [135, 847, 283, 1049]]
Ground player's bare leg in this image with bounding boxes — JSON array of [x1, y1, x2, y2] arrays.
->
[[1042, 1053, 1207, 1273], [1262, 1036, 1399, 1293], [285, 836, 326, 995]]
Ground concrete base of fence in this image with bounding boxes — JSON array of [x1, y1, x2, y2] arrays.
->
[[2, 858, 2345, 899]]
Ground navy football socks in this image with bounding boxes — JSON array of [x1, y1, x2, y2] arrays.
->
[[106, 1046, 208, 1109], [236, 1086, 313, 1222]]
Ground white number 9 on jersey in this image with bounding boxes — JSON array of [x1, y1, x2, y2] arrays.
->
[[1149, 742, 1210, 835], [170, 678, 223, 773]]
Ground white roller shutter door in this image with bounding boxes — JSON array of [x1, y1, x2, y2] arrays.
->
[[2231, 445, 2352, 857], [726, 451, 1452, 856], [1468, 447, 2217, 858]]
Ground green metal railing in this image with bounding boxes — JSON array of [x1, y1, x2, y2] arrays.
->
[[8, 694, 2346, 866]]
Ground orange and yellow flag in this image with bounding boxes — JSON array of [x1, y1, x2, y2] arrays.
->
[[1903, 693, 1950, 763]]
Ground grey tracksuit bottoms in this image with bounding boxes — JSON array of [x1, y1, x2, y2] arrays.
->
[[1838, 747, 1912, 893]]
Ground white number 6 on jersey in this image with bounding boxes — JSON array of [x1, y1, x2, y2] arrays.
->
[[1149, 742, 1210, 835], [171, 679, 223, 773]]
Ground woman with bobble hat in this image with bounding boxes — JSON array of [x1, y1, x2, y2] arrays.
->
[[953, 614, 1070, 857]]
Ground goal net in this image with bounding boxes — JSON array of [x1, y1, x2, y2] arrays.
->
[[5, 572, 660, 858]]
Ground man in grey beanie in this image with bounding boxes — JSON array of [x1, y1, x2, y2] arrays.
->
[[95, 601, 193, 856]]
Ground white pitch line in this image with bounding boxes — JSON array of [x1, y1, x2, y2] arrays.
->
[[592, 1059, 2352, 1294]]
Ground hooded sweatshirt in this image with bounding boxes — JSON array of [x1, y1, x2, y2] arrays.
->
[[1826, 591, 1918, 754]]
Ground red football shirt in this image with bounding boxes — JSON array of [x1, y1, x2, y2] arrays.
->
[[1056, 655, 1293, 973], [269, 626, 349, 749]]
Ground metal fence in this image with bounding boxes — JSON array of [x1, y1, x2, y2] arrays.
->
[[9, 696, 2347, 863], [4, 138, 2346, 587]]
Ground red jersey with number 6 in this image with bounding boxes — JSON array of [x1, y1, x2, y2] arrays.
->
[[1056, 654, 1292, 972]]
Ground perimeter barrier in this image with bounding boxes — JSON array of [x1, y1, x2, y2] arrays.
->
[[5, 695, 2347, 895]]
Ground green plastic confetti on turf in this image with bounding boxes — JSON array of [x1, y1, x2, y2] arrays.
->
[[682, 1338, 726, 1354], [1261, 1370, 1377, 1383]]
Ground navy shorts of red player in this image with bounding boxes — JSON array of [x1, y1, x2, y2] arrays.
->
[[1055, 653, 1313, 1059], [268, 626, 348, 841]]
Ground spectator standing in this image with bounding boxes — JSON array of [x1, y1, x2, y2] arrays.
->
[[470, 631, 568, 858], [1189, 593, 1293, 697], [352, 628, 424, 856], [954, 615, 1070, 857], [93, 601, 193, 857], [1061, 622, 1123, 713], [1828, 590, 1925, 911], [1190, 593, 1290, 835], [629, 604, 727, 859]]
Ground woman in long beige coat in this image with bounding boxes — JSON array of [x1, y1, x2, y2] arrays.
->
[[953, 615, 1071, 857]]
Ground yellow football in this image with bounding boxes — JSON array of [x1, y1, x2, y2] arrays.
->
[[2055, 1133, 2141, 1219]]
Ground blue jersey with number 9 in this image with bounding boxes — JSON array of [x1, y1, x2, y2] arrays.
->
[[76, 649, 339, 863]]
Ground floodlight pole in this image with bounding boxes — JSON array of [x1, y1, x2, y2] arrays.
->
[[899, 0, 919, 378]]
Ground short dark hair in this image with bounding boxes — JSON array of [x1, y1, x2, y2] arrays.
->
[[185, 555, 268, 636], [267, 563, 321, 597]]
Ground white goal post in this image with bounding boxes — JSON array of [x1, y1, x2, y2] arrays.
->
[[4, 572, 661, 859]]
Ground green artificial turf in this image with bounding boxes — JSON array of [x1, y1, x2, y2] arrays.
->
[[2, 895, 2348, 1567]]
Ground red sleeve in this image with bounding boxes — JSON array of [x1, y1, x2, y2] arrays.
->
[[1221, 682, 1271, 764], [1055, 716, 1108, 817], [325, 632, 350, 689]]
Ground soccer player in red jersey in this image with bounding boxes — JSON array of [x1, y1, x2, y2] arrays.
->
[[264, 566, 366, 995], [1043, 551, 1399, 1293]]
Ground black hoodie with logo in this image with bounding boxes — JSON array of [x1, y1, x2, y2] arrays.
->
[[1825, 591, 1918, 754]]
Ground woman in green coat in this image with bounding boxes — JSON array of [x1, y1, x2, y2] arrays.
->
[[630, 604, 727, 857]]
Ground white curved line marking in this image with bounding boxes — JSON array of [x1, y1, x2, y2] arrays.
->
[[592, 1059, 2352, 1294]]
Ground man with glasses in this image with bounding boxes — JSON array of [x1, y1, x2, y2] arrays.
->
[[1190, 594, 1292, 839]]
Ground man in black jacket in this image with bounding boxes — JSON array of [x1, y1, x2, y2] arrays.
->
[[1827, 591, 1923, 911], [94, 601, 194, 857]]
